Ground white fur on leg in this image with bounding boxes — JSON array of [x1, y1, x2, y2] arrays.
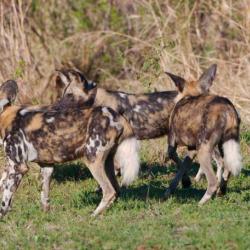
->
[[194, 168, 204, 182], [114, 137, 140, 186], [0, 171, 7, 190], [223, 139, 242, 176]]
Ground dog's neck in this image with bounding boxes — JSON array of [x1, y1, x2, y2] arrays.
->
[[95, 88, 120, 111]]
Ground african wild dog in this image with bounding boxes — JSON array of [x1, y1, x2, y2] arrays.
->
[[0, 80, 140, 218], [165, 64, 242, 204], [54, 68, 224, 187]]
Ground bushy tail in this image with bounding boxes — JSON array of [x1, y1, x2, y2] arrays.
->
[[114, 137, 140, 186], [223, 139, 242, 176]]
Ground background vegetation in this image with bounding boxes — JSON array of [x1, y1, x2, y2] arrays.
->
[[0, 0, 249, 249], [0, 0, 250, 123]]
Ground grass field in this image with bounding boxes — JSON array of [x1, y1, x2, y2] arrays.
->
[[0, 132, 249, 250]]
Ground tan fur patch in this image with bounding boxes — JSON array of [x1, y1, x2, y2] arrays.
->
[[0, 106, 20, 138], [95, 89, 118, 111], [183, 81, 202, 97], [118, 115, 133, 139], [26, 114, 43, 132]]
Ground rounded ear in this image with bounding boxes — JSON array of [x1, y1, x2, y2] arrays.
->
[[165, 72, 185, 92], [0, 80, 18, 103], [74, 70, 94, 91], [55, 70, 70, 87], [73, 70, 97, 92], [198, 64, 217, 92]]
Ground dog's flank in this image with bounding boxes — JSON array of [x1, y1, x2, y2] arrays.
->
[[0, 80, 140, 218]]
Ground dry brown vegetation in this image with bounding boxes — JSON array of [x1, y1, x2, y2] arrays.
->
[[0, 0, 250, 123]]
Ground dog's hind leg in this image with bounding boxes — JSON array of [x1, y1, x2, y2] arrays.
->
[[181, 150, 197, 188], [40, 166, 54, 212], [197, 144, 218, 205], [87, 153, 117, 217], [212, 147, 224, 184], [0, 167, 8, 192], [217, 168, 230, 196], [105, 152, 120, 195], [195, 147, 223, 183], [194, 167, 204, 182], [95, 154, 120, 194], [164, 148, 195, 199]]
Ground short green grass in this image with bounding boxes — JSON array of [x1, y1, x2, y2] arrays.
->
[[0, 136, 249, 249]]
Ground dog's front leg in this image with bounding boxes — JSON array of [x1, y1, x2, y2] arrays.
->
[[0, 160, 28, 218], [40, 166, 54, 212]]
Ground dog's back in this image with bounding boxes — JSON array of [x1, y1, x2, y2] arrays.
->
[[171, 94, 240, 148]]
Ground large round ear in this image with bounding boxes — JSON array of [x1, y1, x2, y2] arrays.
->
[[55, 70, 70, 88], [74, 70, 96, 92], [0, 80, 18, 103], [0, 80, 18, 112], [198, 64, 217, 92], [165, 72, 185, 92]]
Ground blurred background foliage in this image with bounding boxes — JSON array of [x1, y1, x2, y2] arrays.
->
[[0, 0, 249, 123]]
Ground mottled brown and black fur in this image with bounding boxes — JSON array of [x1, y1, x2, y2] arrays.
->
[[165, 64, 242, 204], [94, 89, 177, 139], [55, 69, 197, 187], [54, 68, 226, 188], [0, 80, 138, 218]]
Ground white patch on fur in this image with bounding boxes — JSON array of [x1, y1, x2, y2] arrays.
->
[[223, 139, 242, 176], [157, 97, 162, 103], [20, 109, 29, 115], [174, 93, 184, 103], [46, 117, 55, 123], [0, 99, 9, 112], [15, 145, 20, 162], [20, 130, 38, 161], [84, 134, 106, 155], [133, 105, 141, 112], [0, 171, 7, 188], [102, 107, 109, 114], [119, 93, 127, 98], [114, 137, 140, 186], [86, 137, 96, 151], [102, 107, 122, 130]]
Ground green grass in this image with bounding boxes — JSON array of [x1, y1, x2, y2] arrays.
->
[[0, 138, 249, 249]]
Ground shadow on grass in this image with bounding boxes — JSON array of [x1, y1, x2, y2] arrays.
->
[[51, 158, 201, 183], [54, 160, 234, 206], [52, 162, 91, 182], [241, 168, 250, 177], [72, 161, 206, 208], [140, 161, 200, 177], [120, 181, 204, 203], [73, 180, 206, 208]]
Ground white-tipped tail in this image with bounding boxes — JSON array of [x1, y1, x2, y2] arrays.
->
[[223, 139, 242, 176], [114, 137, 140, 186]]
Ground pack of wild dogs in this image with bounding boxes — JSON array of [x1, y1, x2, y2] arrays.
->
[[0, 64, 242, 218]]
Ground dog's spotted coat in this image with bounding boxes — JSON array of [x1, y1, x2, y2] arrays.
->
[[0, 80, 135, 218]]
